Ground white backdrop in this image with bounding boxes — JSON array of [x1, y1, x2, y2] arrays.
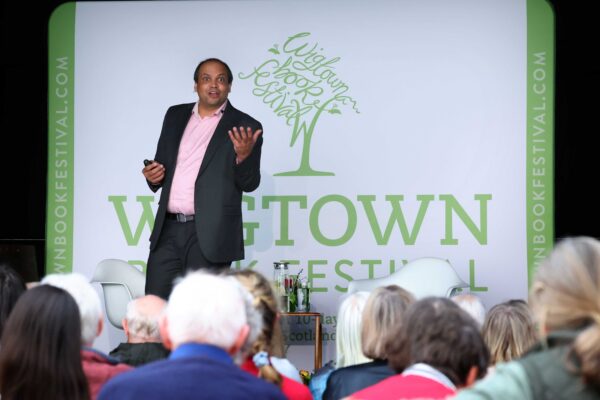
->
[[47, 0, 554, 369]]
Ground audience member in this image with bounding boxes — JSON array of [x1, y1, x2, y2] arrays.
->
[[350, 297, 489, 400], [482, 300, 537, 365], [452, 293, 487, 328], [230, 272, 299, 383], [335, 291, 372, 368], [232, 269, 312, 400], [456, 236, 600, 399], [98, 271, 286, 400], [0, 285, 89, 400], [109, 295, 170, 366], [42, 273, 131, 399], [324, 286, 415, 400], [309, 291, 371, 400], [0, 263, 26, 338]]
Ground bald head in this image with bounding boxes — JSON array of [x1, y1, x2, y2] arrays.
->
[[124, 295, 167, 343]]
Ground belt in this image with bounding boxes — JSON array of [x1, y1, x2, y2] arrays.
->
[[166, 213, 195, 223]]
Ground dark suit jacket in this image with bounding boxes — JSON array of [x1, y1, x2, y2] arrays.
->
[[148, 101, 262, 263], [109, 342, 170, 367], [323, 360, 395, 400]]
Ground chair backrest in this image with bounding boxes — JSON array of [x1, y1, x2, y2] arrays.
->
[[347, 257, 468, 299], [90, 259, 145, 330]]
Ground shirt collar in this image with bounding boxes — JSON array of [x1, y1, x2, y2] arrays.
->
[[170, 343, 232, 364], [401, 363, 456, 390], [192, 100, 227, 118]]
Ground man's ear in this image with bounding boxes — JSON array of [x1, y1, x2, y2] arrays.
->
[[228, 324, 250, 356], [464, 366, 479, 387], [96, 316, 104, 337], [159, 315, 173, 350], [122, 318, 129, 336]]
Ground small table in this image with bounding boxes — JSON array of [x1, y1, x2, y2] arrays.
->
[[280, 311, 322, 371]]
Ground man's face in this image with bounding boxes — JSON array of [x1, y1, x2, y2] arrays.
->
[[195, 61, 231, 111]]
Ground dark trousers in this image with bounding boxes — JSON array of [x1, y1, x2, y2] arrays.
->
[[145, 219, 230, 299]]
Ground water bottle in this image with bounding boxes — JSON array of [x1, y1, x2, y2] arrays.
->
[[297, 280, 305, 312], [273, 262, 282, 295]]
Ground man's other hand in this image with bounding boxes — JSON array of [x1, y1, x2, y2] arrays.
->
[[228, 126, 262, 164]]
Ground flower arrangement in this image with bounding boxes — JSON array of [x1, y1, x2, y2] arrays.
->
[[285, 269, 303, 312]]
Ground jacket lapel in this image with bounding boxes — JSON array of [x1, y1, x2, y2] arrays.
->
[[174, 103, 195, 149], [197, 101, 235, 177], [162, 103, 195, 191]]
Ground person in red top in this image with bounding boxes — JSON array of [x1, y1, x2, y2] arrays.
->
[[80, 347, 132, 398], [242, 352, 313, 400], [349, 297, 489, 400], [232, 269, 313, 400], [42, 273, 132, 399]]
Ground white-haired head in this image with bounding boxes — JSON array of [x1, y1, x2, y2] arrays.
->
[[42, 272, 103, 346], [336, 291, 371, 367], [124, 295, 166, 343], [451, 293, 486, 328], [162, 271, 249, 352]]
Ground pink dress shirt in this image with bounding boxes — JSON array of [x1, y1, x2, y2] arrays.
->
[[167, 101, 226, 215]]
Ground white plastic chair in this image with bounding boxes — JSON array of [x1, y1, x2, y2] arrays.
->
[[90, 259, 146, 330], [347, 257, 468, 299]]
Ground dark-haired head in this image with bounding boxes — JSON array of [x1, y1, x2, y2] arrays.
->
[[388, 297, 489, 388], [193, 58, 233, 84], [0, 285, 89, 400], [0, 263, 26, 338]]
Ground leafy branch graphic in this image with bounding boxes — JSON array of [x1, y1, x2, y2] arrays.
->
[[239, 32, 359, 176]]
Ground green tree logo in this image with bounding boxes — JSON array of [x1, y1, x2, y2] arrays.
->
[[239, 32, 359, 176]]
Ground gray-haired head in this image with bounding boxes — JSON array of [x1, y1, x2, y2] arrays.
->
[[124, 295, 167, 343], [163, 271, 249, 354], [42, 273, 103, 346]]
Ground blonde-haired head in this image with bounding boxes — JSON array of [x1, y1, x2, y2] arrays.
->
[[530, 236, 600, 387], [482, 300, 537, 364]]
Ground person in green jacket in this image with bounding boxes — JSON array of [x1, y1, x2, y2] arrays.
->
[[456, 236, 600, 399]]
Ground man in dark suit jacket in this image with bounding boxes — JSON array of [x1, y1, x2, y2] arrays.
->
[[98, 272, 285, 400], [142, 58, 262, 299]]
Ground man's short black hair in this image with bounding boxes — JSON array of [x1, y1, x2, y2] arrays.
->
[[193, 58, 233, 84]]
